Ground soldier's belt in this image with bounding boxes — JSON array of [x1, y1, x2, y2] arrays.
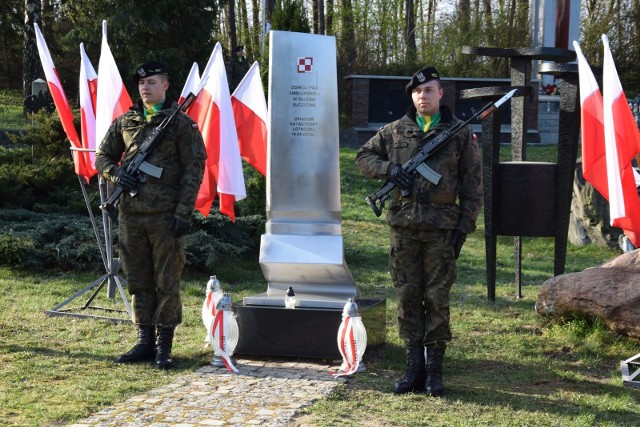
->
[[145, 172, 181, 185], [397, 191, 456, 204]]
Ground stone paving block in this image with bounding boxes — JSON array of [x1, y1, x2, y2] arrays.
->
[[69, 357, 344, 426]]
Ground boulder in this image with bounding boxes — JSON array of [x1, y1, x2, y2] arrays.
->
[[568, 159, 623, 249], [535, 250, 640, 339]]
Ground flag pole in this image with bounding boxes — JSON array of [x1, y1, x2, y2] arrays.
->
[[45, 148, 132, 323]]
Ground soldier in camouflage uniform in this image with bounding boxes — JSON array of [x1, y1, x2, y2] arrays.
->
[[355, 67, 482, 396], [95, 60, 206, 369]]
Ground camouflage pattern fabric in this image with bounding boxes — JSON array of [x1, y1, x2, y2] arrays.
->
[[95, 99, 206, 222], [96, 99, 206, 326], [119, 212, 185, 327], [390, 227, 455, 348], [355, 105, 482, 349], [355, 105, 482, 234]]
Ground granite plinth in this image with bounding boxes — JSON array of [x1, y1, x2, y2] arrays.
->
[[233, 298, 386, 360]]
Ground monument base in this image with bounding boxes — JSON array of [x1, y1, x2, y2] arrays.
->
[[232, 298, 386, 360]]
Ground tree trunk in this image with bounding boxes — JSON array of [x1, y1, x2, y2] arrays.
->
[[338, 0, 356, 74], [239, 0, 251, 56], [405, 0, 416, 62], [225, 0, 238, 53], [23, 0, 41, 108], [318, 0, 325, 35]]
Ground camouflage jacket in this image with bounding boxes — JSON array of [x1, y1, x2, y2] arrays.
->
[[95, 99, 206, 222], [355, 105, 482, 233]]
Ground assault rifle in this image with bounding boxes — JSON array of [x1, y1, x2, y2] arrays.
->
[[100, 77, 208, 221], [365, 89, 517, 217]]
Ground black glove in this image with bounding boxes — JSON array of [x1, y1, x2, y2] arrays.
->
[[114, 166, 137, 193], [450, 229, 467, 259], [170, 217, 192, 238], [387, 163, 414, 190]]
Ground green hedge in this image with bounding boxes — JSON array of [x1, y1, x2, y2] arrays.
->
[[0, 209, 264, 272], [0, 110, 267, 272]]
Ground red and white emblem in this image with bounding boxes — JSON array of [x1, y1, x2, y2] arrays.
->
[[297, 57, 313, 73]]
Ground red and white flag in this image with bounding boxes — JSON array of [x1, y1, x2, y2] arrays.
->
[[574, 38, 640, 247], [95, 20, 132, 147], [574, 41, 606, 197], [231, 61, 268, 176], [78, 43, 98, 180], [179, 62, 200, 106], [601, 34, 640, 247], [34, 23, 89, 179], [187, 43, 246, 220]]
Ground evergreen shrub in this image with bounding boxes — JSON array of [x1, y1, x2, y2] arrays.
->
[[0, 108, 267, 272]]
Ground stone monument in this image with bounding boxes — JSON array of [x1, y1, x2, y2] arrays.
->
[[233, 31, 385, 359]]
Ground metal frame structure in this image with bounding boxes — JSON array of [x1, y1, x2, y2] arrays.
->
[[45, 158, 131, 323], [621, 353, 640, 389]]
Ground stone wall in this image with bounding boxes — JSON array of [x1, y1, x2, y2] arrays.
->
[[343, 74, 540, 146]]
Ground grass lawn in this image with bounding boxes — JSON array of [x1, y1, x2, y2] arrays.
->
[[0, 89, 31, 129], [1, 147, 639, 426]]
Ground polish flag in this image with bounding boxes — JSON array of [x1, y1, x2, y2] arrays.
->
[[78, 43, 98, 180], [187, 43, 246, 220], [33, 23, 88, 178], [574, 41, 607, 198], [95, 20, 132, 147], [601, 34, 640, 247], [179, 62, 200, 106], [231, 61, 268, 176], [575, 38, 640, 248]]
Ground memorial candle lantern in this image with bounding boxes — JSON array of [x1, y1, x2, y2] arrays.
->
[[202, 275, 224, 346], [332, 299, 367, 378], [211, 293, 239, 372]]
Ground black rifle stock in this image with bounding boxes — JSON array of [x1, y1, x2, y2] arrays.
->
[[99, 91, 200, 221], [365, 89, 516, 217]]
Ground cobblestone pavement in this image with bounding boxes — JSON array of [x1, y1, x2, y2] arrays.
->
[[69, 357, 344, 427]]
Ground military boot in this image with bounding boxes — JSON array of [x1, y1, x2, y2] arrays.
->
[[393, 344, 425, 394], [115, 325, 156, 363], [424, 347, 445, 397], [155, 326, 175, 369]]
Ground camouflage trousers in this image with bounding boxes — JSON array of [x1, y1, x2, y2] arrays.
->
[[119, 211, 185, 327], [389, 227, 457, 349]]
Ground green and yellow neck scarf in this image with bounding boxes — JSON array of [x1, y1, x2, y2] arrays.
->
[[416, 112, 441, 132]]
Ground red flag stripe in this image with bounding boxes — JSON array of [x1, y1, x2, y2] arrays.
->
[[232, 98, 267, 176]]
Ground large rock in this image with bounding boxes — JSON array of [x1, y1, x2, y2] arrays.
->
[[535, 250, 640, 339], [568, 159, 622, 248]]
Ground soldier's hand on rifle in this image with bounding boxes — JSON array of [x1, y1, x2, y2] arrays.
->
[[170, 217, 192, 238], [114, 166, 137, 192], [450, 229, 466, 259], [387, 163, 414, 191]]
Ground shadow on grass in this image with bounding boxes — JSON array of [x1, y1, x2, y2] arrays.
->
[[352, 353, 638, 424]]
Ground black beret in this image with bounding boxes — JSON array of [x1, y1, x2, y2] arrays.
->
[[235, 45, 244, 53], [133, 60, 169, 83], [406, 67, 440, 95]]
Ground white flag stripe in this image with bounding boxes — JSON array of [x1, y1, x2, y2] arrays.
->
[[204, 44, 246, 200], [95, 20, 126, 146], [573, 41, 600, 103], [79, 43, 97, 165], [232, 61, 268, 122], [601, 34, 626, 220], [179, 62, 200, 101]]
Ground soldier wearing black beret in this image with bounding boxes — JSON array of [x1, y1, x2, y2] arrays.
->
[[355, 66, 482, 397], [96, 59, 206, 370]]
